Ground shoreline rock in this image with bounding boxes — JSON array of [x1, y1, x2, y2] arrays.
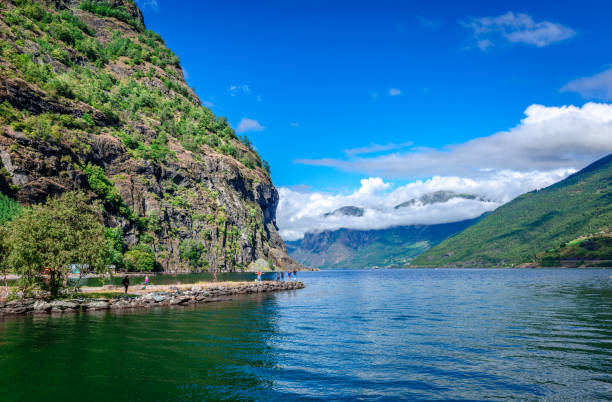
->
[[0, 281, 305, 316]]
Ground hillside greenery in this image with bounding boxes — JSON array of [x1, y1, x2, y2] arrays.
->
[[412, 154, 612, 267], [0, 0, 280, 276], [0, 0, 269, 172], [0, 192, 22, 223], [540, 231, 612, 267]]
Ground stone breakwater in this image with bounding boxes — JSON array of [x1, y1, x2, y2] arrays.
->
[[0, 281, 305, 316]]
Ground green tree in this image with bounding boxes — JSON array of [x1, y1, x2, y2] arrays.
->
[[6, 191, 109, 297], [124, 244, 155, 272], [105, 227, 125, 269]]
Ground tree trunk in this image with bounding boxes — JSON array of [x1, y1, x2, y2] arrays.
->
[[72, 269, 83, 293]]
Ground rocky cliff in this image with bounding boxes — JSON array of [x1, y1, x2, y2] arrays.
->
[[0, 0, 301, 272]]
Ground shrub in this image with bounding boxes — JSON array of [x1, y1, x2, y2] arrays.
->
[[179, 239, 204, 268], [80, 0, 143, 31], [124, 244, 155, 271], [0, 193, 22, 223]]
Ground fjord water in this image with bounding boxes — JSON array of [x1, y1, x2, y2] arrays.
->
[[1, 269, 612, 400]]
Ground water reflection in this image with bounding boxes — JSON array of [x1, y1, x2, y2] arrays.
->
[[1, 269, 612, 400], [0, 293, 280, 401]]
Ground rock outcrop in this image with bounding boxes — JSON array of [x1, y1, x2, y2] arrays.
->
[[0, 0, 303, 272], [0, 281, 305, 315]]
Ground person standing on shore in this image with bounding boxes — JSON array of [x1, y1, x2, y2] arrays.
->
[[281, 271, 284, 281], [293, 269, 297, 281], [257, 271, 262, 282], [288, 271, 292, 281], [144, 275, 149, 287], [122, 276, 130, 294], [213, 269, 218, 282], [276, 272, 280, 281]]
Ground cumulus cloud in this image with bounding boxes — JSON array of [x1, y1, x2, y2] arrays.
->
[[389, 88, 402, 96], [229, 84, 250, 96], [277, 169, 573, 241], [561, 67, 612, 101], [344, 142, 413, 157], [463, 12, 575, 50], [295, 103, 612, 178], [236, 118, 264, 133], [283, 102, 612, 240]]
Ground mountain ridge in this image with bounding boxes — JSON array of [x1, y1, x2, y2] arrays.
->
[[0, 0, 301, 272], [287, 217, 481, 268], [412, 154, 612, 267]]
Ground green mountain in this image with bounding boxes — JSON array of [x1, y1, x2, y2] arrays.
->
[[412, 154, 612, 267], [286, 218, 480, 268], [0, 0, 300, 272]]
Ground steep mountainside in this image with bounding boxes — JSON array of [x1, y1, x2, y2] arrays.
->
[[412, 154, 612, 267], [0, 0, 301, 272], [286, 218, 480, 268]]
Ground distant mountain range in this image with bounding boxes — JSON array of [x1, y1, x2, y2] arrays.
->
[[287, 155, 612, 269], [288, 190, 492, 268], [412, 154, 612, 267], [286, 217, 482, 268], [394, 191, 486, 209]]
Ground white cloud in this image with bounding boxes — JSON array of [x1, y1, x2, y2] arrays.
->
[[356, 177, 391, 194], [229, 84, 250, 96], [202, 100, 215, 108], [344, 142, 413, 156], [284, 102, 612, 240], [389, 88, 402, 96], [477, 39, 494, 51], [463, 12, 575, 50], [290, 122, 300, 127], [277, 169, 573, 241], [295, 103, 612, 178], [136, 0, 159, 12], [561, 67, 612, 101], [236, 118, 264, 133]]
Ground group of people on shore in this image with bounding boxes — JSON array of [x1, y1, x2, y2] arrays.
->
[[255, 270, 299, 282], [121, 269, 299, 293]]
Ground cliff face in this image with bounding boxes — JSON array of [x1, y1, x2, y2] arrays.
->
[[0, 0, 301, 271]]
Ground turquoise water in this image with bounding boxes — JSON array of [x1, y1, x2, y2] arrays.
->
[[1, 269, 612, 400]]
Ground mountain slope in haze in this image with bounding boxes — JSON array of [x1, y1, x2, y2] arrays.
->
[[394, 191, 484, 209], [0, 0, 301, 272], [286, 218, 481, 268], [412, 154, 612, 267]]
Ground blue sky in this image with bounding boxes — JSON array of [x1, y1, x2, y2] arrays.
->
[[137, 1, 612, 238]]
